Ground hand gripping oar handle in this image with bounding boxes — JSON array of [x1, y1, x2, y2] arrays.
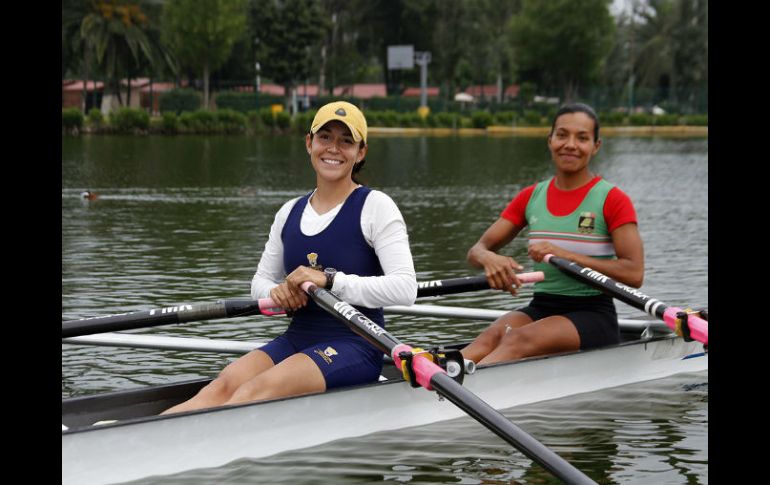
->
[[544, 254, 708, 345], [299, 281, 595, 485], [417, 271, 544, 297]]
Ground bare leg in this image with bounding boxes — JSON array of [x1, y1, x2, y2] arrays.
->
[[479, 316, 580, 365], [461, 311, 533, 363], [161, 349, 275, 415], [225, 353, 326, 405]]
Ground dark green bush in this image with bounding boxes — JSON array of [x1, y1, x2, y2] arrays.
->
[[214, 109, 247, 133], [493, 111, 516, 125], [178, 110, 216, 132], [653, 114, 681, 126], [159, 89, 201, 114], [215, 91, 284, 113], [161, 112, 178, 133], [274, 111, 291, 130], [628, 113, 654, 126], [470, 111, 493, 129], [293, 111, 315, 134], [600, 111, 626, 126], [62, 108, 84, 130], [434, 112, 459, 128], [110, 107, 150, 132], [682, 114, 708, 126], [87, 108, 104, 127], [522, 110, 545, 126]]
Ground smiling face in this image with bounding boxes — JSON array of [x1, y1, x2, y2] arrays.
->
[[305, 120, 367, 184], [547, 112, 602, 175]]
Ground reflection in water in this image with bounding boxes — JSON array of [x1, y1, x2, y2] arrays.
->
[[63, 134, 707, 484]]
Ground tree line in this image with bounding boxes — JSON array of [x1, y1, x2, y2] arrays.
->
[[62, 0, 708, 114]]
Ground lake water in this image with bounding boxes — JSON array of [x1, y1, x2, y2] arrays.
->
[[62, 133, 708, 484]]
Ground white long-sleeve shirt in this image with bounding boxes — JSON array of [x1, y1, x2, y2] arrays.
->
[[251, 188, 417, 308]]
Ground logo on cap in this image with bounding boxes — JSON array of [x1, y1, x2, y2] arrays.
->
[[335, 108, 347, 116]]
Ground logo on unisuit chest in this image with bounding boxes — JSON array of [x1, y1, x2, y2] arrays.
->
[[314, 346, 338, 364], [307, 252, 320, 269], [578, 212, 596, 234]]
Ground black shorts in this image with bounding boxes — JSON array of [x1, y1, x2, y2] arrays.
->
[[518, 293, 620, 350]]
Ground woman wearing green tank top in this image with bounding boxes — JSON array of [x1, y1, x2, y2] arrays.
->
[[462, 103, 645, 365]]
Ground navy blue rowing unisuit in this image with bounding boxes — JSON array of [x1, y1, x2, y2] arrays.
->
[[259, 186, 385, 388]]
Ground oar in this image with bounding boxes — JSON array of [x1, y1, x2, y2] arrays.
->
[[62, 272, 543, 338], [417, 272, 543, 297], [544, 254, 708, 345], [299, 280, 595, 484], [61, 299, 286, 338]]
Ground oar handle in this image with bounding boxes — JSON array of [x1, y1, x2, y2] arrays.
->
[[417, 271, 544, 297]]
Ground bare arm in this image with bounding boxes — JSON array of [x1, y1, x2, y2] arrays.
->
[[528, 222, 645, 288], [467, 217, 528, 296]]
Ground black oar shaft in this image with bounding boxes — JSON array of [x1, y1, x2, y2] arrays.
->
[[417, 272, 543, 298], [303, 283, 594, 485], [61, 300, 262, 338], [430, 373, 595, 485], [417, 276, 490, 297], [545, 255, 707, 344]]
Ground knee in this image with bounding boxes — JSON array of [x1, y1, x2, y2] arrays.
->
[[199, 376, 236, 401], [226, 374, 276, 405], [498, 329, 535, 355]]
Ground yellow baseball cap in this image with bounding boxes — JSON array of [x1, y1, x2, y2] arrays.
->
[[310, 101, 368, 144]]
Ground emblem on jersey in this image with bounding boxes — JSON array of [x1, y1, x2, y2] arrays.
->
[[578, 212, 596, 234], [314, 346, 338, 364], [307, 252, 319, 269]]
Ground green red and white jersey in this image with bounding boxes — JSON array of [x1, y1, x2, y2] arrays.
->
[[501, 176, 637, 296]]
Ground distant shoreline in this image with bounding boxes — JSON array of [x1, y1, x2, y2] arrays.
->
[[370, 125, 708, 138]]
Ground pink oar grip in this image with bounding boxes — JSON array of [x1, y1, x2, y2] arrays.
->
[[663, 307, 708, 345], [258, 297, 285, 316], [518, 271, 544, 284], [258, 282, 319, 316], [391, 343, 444, 390]]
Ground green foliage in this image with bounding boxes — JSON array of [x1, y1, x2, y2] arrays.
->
[[87, 108, 104, 127], [653, 114, 681, 126], [162, 0, 249, 107], [161, 112, 179, 133], [178, 110, 216, 132], [600, 111, 626, 126], [494, 111, 516, 125], [628, 113, 654, 126], [682, 114, 708, 126], [470, 111, 494, 129], [110, 107, 150, 132], [275, 111, 291, 130], [253, 0, 327, 99], [214, 109, 247, 133], [62, 108, 84, 130], [215, 91, 285, 113], [159, 89, 202, 114], [77, 1, 176, 104], [434, 112, 461, 128], [511, 0, 614, 101], [292, 111, 315, 134], [522, 110, 545, 126]]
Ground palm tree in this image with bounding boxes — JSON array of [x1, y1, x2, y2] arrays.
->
[[78, 0, 176, 109]]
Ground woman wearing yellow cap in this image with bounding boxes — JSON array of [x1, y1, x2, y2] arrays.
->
[[163, 101, 417, 414]]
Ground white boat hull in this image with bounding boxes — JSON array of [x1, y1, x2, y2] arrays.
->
[[62, 338, 708, 485], [62, 336, 706, 484]]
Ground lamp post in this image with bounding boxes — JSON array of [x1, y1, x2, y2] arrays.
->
[[255, 61, 261, 109], [255, 36, 261, 110]]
